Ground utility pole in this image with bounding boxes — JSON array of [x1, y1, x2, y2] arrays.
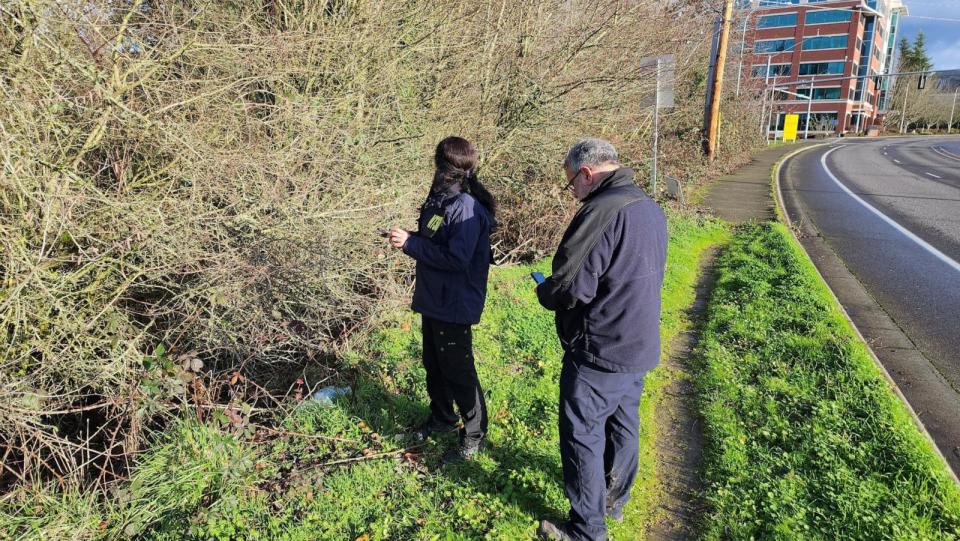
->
[[706, 0, 734, 161], [949, 88, 958, 135], [805, 80, 814, 139]]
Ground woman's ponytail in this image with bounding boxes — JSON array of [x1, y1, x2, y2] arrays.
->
[[464, 172, 497, 227]]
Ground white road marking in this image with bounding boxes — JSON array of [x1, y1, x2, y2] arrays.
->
[[925, 172, 943, 179], [893, 159, 902, 164], [933, 146, 960, 162], [820, 147, 960, 274]]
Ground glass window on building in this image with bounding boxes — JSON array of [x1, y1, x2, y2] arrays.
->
[[802, 35, 848, 50], [802, 112, 839, 132], [796, 87, 843, 100], [756, 38, 795, 53], [798, 62, 846, 75], [752, 64, 792, 78], [805, 10, 852, 25], [760, 0, 800, 6], [758, 13, 798, 28], [769, 112, 838, 132]]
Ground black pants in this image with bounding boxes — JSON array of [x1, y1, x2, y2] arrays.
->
[[421, 315, 488, 444], [559, 354, 645, 541]]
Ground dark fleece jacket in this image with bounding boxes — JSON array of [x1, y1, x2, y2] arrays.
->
[[536, 167, 667, 373]]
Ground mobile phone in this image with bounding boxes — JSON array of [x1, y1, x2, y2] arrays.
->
[[530, 272, 546, 284]]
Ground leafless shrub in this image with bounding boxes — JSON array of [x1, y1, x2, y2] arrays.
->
[[0, 0, 761, 488]]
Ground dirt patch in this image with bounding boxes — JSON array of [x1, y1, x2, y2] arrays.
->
[[645, 249, 717, 541]]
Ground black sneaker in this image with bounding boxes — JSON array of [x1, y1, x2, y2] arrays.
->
[[536, 520, 576, 540], [409, 418, 459, 442], [440, 439, 484, 465]]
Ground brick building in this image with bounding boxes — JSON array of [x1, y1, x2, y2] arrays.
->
[[737, 0, 908, 135]]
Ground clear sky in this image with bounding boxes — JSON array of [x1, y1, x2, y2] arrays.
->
[[898, 0, 960, 69]]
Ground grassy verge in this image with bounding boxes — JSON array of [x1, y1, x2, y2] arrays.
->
[[1, 214, 728, 540], [696, 223, 960, 540]]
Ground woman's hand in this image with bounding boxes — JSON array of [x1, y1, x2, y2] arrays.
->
[[388, 227, 409, 249]]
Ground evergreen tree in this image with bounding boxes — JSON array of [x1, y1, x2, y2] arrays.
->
[[898, 37, 912, 70], [911, 32, 933, 71]]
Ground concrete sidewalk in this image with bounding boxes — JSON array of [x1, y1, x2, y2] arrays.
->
[[703, 143, 814, 223]]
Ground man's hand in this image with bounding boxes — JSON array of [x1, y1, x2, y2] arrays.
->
[[388, 227, 410, 249]]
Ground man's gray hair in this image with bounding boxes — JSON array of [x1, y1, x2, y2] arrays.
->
[[563, 138, 619, 172]]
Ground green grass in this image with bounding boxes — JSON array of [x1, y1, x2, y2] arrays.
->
[[696, 223, 960, 540], [0, 213, 728, 540]]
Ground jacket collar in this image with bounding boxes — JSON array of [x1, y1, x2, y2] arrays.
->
[[582, 167, 637, 203]]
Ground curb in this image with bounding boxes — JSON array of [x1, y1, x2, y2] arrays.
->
[[772, 144, 960, 485]]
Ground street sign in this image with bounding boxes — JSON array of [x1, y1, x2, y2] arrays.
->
[[783, 114, 800, 142], [665, 176, 685, 206], [640, 54, 677, 197], [639, 54, 676, 110]]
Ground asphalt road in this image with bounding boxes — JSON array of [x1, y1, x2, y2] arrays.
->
[[780, 136, 960, 472]]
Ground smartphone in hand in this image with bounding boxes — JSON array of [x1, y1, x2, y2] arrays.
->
[[530, 272, 546, 285]]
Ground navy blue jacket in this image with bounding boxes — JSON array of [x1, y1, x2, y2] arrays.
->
[[403, 190, 492, 325], [537, 169, 667, 373]]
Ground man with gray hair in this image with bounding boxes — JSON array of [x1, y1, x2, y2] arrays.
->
[[536, 138, 668, 540]]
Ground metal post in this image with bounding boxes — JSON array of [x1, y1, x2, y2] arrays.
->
[[652, 58, 660, 197], [759, 87, 767, 134], [768, 92, 777, 143], [949, 88, 958, 135], [900, 83, 910, 134], [736, 12, 750, 98], [763, 59, 773, 141], [805, 80, 813, 139]]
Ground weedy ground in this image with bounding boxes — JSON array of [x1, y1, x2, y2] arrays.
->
[[5, 218, 960, 541], [1, 214, 728, 540]]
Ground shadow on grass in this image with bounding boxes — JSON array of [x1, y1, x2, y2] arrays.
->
[[341, 365, 566, 523]]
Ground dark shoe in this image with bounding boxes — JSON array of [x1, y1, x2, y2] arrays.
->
[[536, 520, 575, 540], [409, 418, 459, 442], [440, 439, 484, 465], [606, 505, 624, 523]]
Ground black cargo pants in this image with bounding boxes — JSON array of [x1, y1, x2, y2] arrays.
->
[[421, 315, 488, 444], [559, 354, 645, 541]]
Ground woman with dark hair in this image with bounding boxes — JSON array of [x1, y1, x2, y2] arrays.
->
[[388, 136, 497, 464]]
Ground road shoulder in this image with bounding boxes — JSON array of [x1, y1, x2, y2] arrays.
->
[[775, 144, 960, 480]]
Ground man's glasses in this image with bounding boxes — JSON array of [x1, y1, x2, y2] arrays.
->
[[563, 170, 582, 192]]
